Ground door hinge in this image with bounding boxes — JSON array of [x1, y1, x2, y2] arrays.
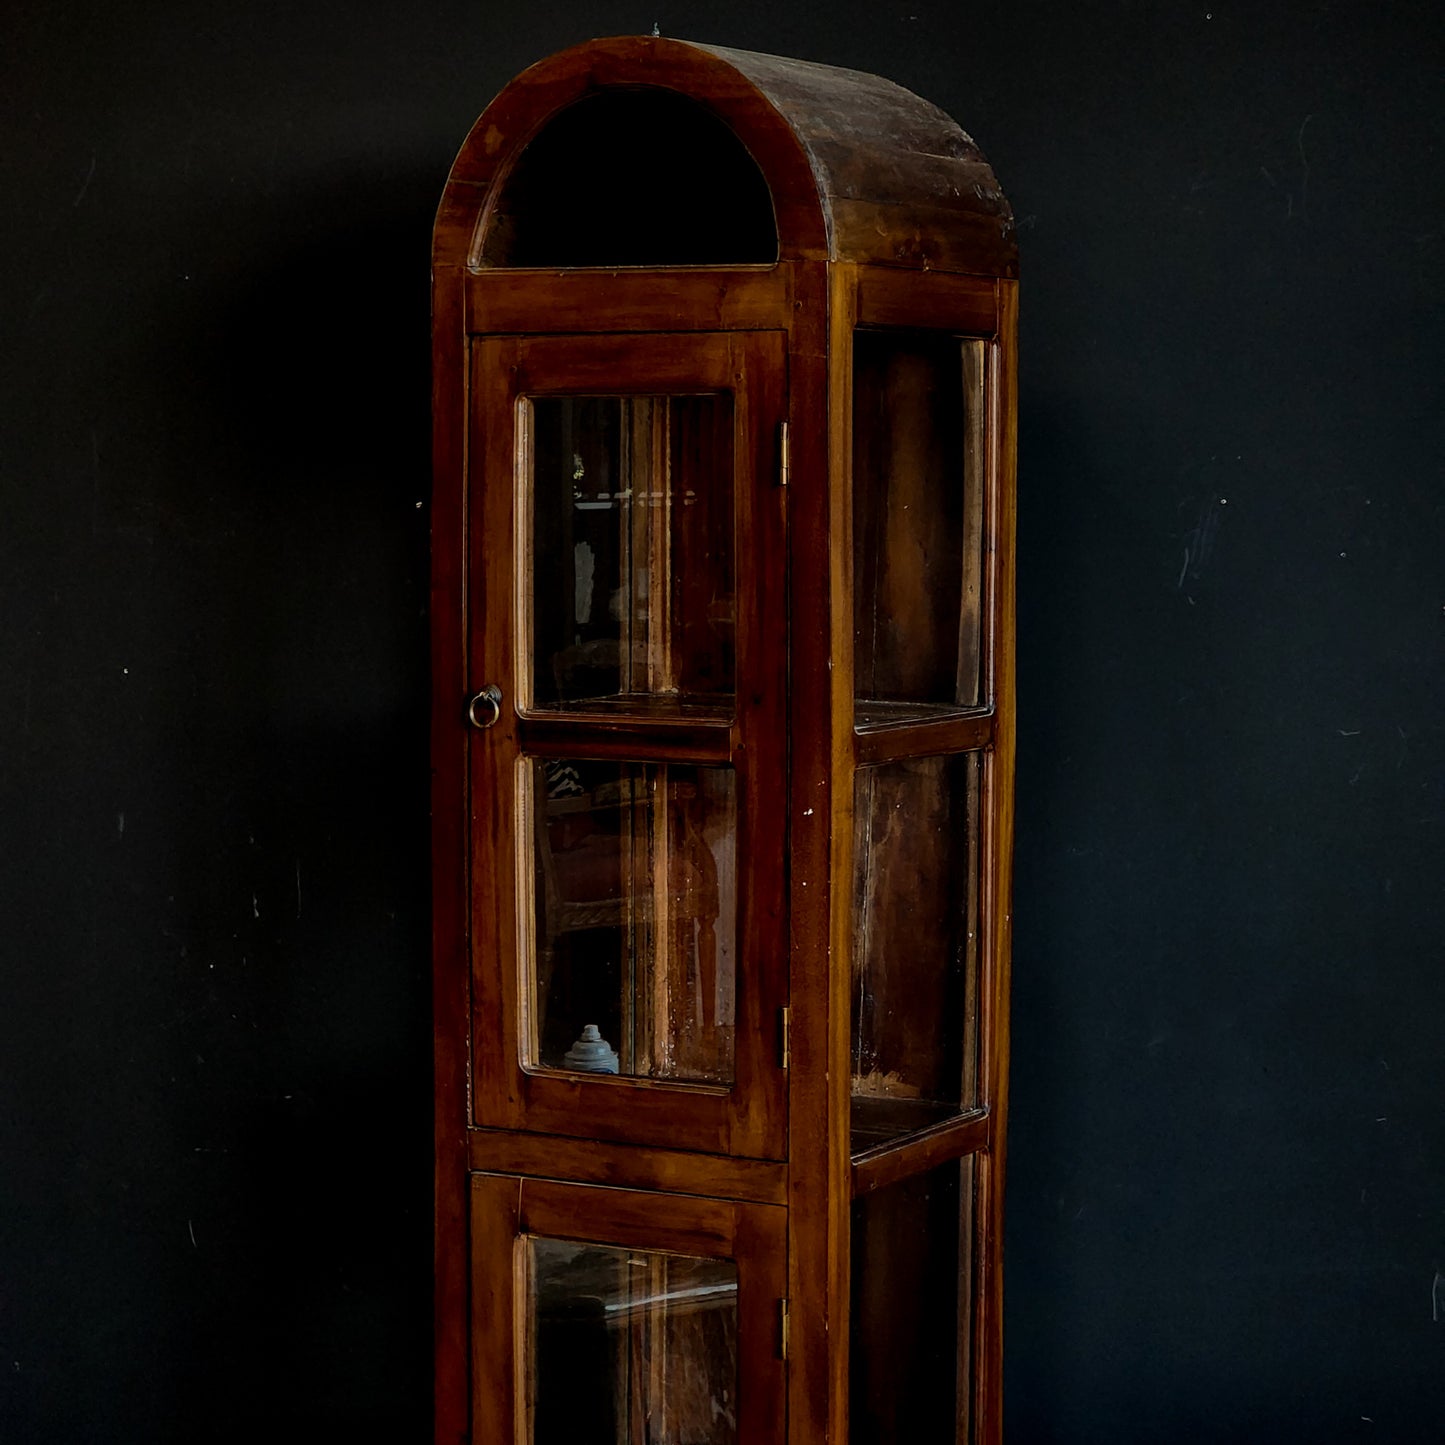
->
[[777, 420, 790, 488], [779, 1297, 790, 1361], [779, 1006, 791, 1071]]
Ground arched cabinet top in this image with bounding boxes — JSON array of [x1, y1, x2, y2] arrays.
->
[[434, 36, 1016, 277]]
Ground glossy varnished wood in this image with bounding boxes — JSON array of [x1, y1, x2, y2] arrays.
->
[[434, 40, 828, 269], [819, 260, 861, 1445], [852, 708, 994, 766], [695, 44, 1016, 277], [467, 1128, 788, 1205], [435, 38, 1015, 275], [430, 264, 471, 1445], [850, 1109, 991, 1199], [515, 714, 734, 764], [973, 278, 1018, 1445], [855, 269, 999, 335], [465, 267, 792, 336], [829, 261, 1016, 1444], [435, 36, 1017, 1445]]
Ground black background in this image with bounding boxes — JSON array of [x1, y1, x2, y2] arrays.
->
[[3, 2, 1442, 1440]]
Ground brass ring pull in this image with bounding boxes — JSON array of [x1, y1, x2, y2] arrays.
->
[[466, 685, 503, 730]]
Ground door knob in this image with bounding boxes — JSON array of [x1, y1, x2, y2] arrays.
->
[[466, 685, 503, 730]]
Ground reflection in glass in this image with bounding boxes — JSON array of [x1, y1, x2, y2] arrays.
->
[[528, 1236, 739, 1445], [527, 758, 737, 1084], [850, 1158, 975, 1445], [853, 332, 987, 724], [529, 395, 735, 715], [851, 753, 981, 1150]]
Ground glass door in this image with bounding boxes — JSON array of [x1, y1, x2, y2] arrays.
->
[[467, 332, 788, 1160], [471, 1174, 787, 1445]]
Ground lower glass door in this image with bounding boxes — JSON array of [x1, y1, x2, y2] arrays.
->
[[529, 1237, 739, 1444], [471, 1174, 787, 1445]]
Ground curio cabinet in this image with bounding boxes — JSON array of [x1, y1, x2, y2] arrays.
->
[[431, 36, 1018, 1445]]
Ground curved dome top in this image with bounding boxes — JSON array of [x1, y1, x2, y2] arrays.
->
[[434, 36, 1016, 277]]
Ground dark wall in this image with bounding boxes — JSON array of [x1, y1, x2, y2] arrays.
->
[[3, 2, 1441, 1440]]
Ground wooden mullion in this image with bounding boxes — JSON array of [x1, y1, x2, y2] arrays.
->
[[957, 1152, 979, 1445], [619, 758, 639, 1077], [643, 397, 672, 1082], [649, 398, 674, 694], [824, 262, 859, 1445], [618, 396, 638, 696], [964, 752, 985, 1114], [469, 1174, 522, 1444], [960, 338, 989, 708], [516, 715, 734, 764], [648, 764, 673, 1079], [734, 1195, 790, 1445], [728, 328, 790, 1159], [469, 338, 526, 1138]]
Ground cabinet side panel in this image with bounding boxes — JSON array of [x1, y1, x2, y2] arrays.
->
[[973, 278, 1017, 1445], [432, 266, 471, 1445]]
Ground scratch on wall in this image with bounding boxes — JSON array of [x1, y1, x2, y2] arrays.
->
[[72, 155, 96, 208], [1297, 114, 1314, 225]]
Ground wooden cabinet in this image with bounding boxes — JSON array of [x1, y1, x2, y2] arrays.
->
[[432, 36, 1017, 1445]]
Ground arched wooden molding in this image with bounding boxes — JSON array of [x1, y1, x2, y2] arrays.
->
[[434, 36, 1016, 276]]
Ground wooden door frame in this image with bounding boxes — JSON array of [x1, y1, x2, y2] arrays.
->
[[467, 330, 790, 1160]]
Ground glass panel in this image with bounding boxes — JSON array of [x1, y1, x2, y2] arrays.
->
[[528, 1236, 739, 1445], [851, 753, 981, 1150], [850, 1158, 976, 1445], [526, 758, 737, 1084], [529, 395, 735, 716], [853, 331, 987, 725]]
